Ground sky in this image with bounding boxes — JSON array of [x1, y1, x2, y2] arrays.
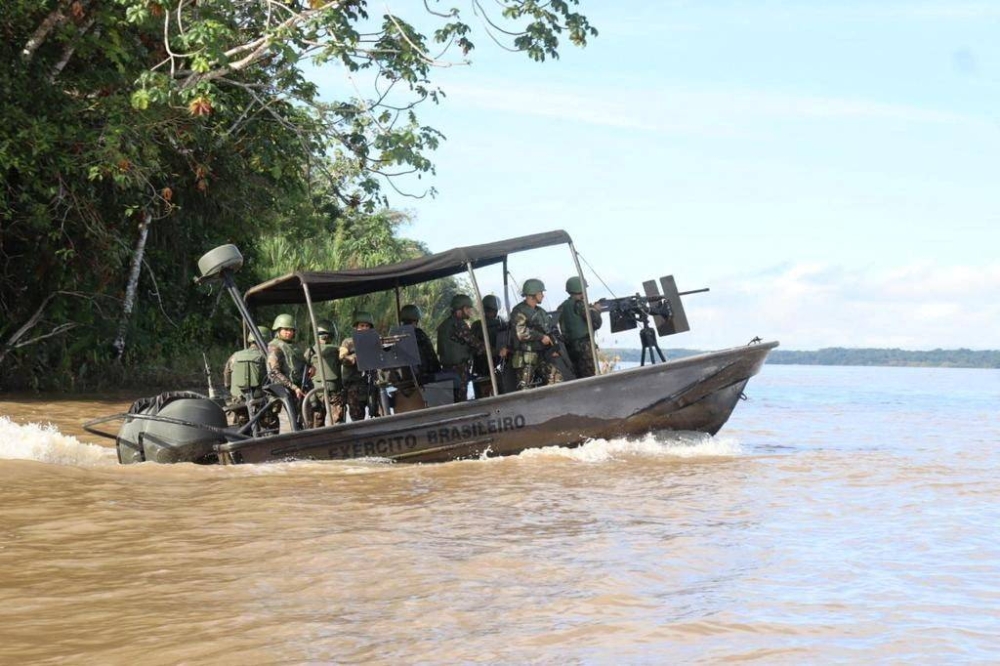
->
[[314, 1, 999, 351]]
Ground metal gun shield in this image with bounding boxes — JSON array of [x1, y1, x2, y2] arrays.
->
[[643, 276, 690, 336]]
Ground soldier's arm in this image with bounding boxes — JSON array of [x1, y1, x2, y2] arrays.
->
[[514, 311, 539, 342], [340, 338, 356, 364], [589, 304, 603, 330], [451, 322, 485, 354], [266, 346, 296, 389]]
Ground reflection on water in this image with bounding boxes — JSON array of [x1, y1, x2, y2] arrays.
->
[[1, 365, 999, 663]]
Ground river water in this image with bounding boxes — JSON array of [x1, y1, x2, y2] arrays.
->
[[1, 364, 998, 664]]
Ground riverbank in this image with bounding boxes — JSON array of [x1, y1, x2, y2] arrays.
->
[[607, 347, 1000, 369]]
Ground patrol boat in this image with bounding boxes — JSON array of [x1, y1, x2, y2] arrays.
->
[[84, 231, 778, 464]]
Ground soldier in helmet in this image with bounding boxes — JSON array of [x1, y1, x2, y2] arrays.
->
[[267, 313, 308, 432], [557, 276, 603, 379], [340, 311, 378, 420], [400, 304, 441, 382], [436, 293, 485, 401], [510, 278, 565, 389], [222, 325, 270, 426], [304, 319, 345, 428], [471, 294, 510, 397]]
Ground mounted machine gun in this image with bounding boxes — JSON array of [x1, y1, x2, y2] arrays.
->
[[595, 276, 709, 366]]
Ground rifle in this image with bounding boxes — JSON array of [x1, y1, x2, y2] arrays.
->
[[518, 314, 576, 383]]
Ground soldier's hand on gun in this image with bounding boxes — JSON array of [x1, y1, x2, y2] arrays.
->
[[294, 387, 305, 400], [541, 334, 552, 346]]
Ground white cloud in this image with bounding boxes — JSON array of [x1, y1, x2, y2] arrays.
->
[[618, 261, 1000, 351], [443, 81, 986, 137]]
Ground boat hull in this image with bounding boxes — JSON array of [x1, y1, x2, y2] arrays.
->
[[216, 341, 777, 464]]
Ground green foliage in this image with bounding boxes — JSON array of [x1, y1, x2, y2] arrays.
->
[[0, 1, 595, 391], [252, 207, 464, 340]]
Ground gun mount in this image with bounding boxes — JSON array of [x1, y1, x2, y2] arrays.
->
[[595, 276, 709, 365]]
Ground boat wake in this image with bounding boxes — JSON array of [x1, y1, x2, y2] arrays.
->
[[515, 431, 745, 462], [0, 416, 116, 467]]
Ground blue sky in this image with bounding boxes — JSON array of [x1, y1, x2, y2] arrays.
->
[[315, 2, 999, 351]]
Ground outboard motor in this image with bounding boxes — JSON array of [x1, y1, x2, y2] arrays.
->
[[117, 392, 228, 464]]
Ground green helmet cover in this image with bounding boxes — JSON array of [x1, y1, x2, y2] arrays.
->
[[565, 276, 586, 294], [316, 319, 334, 334], [482, 295, 500, 311], [450, 294, 473, 310], [521, 278, 546, 296], [400, 304, 421, 322], [353, 311, 375, 326], [272, 313, 296, 330], [248, 325, 271, 342]]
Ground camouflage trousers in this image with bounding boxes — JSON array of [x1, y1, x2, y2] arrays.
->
[[344, 381, 372, 421], [228, 395, 278, 433], [308, 389, 346, 428], [515, 358, 564, 389], [567, 338, 598, 379], [441, 363, 471, 402]]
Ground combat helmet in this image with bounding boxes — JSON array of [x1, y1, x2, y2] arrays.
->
[[248, 325, 271, 343], [400, 304, 421, 322], [521, 278, 546, 296], [272, 313, 296, 330], [565, 276, 587, 294], [353, 311, 375, 327], [315, 319, 334, 335], [450, 294, 473, 310], [482, 294, 500, 311]]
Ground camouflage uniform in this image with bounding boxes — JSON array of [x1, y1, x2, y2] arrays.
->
[[557, 297, 603, 379], [222, 342, 265, 426], [267, 334, 307, 431], [471, 315, 510, 397], [340, 337, 372, 421], [511, 302, 564, 389], [267, 337, 306, 393], [305, 340, 345, 428], [436, 313, 485, 401]]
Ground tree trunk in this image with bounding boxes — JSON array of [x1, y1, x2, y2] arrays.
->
[[113, 211, 151, 361]]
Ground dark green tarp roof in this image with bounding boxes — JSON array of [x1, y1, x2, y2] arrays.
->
[[245, 230, 573, 305]]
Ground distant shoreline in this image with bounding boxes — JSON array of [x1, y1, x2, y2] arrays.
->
[[606, 347, 1000, 369]]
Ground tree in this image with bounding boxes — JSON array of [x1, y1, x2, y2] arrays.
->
[[1, 1, 596, 390]]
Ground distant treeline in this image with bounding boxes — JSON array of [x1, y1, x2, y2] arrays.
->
[[607, 347, 1000, 369]]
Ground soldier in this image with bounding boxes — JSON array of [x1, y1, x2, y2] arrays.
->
[[267, 313, 308, 432], [436, 293, 485, 401], [471, 294, 510, 397], [304, 319, 345, 428], [340, 311, 377, 421], [557, 276, 603, 379], [510, 278, 566, 389], [400, 304, 441, 382], [222, 325, 269, 426]]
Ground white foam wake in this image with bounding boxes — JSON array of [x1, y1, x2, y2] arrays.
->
[[516, 431, 745, 462], [0, 416, 115, 467]]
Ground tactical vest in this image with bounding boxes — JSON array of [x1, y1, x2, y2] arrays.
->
[[270, 337, 306, 385], [437, 316, 472, 366], [558, 298, 590, 341], [311, 342, 343, 390], [340, 337, 362, 384], [229, 347, 266, 394], [511, 302, 549, 352]]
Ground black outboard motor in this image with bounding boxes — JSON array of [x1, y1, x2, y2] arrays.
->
[[117, 392, 228, 464]]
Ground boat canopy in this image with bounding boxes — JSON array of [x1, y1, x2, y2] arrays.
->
[[244, 230, 573, 305]]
